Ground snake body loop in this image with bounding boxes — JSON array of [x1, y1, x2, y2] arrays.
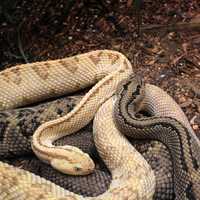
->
[[0, 96, 156, 200], [0, 50, 156, 199], [114, 74, 200, 200], [30, 50, 133, 175], [0, 50, 133, 175]]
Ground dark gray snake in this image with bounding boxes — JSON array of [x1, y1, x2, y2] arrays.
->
[[114, 75, 200, 200]]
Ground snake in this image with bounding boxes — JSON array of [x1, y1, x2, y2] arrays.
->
[[113, 74, 200, 200], [0, 50, 156, 199], [0, 95, 113, 197], [0, 93, 173, 199], [0, 95, 155, 200]]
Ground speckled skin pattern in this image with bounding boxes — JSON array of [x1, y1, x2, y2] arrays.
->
[[114, 75, 200, 200], [0, 50, 156, 199], [0, 96, 156, 200], [0, 95, 112, 197], [0, 94, 173, 199]]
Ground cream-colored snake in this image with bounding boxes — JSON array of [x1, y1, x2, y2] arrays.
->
[[0, 50, 155, 199]]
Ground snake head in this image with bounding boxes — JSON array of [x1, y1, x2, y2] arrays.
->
[[116, 74, 144, 96], [115, 74, 145, 114], [50, 146, 95, 175]]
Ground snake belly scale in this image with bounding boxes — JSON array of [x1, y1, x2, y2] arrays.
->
[[114, 75, 200, 200], [0, 50, 155, 199]]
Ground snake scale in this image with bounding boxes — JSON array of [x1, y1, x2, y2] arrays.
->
[[0, 50, 199, 199], [114, 75, 200, 200]]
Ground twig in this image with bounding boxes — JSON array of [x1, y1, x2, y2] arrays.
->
[[133, 0, 143, 37], [141, 22, 200, 32], [17, 22, 29, 63]]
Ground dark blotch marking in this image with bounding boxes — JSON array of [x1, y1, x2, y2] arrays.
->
[[89, 54, 101, 65], [108, 53, 120, 65], [32, 64, 49, 80], [0, 121, 8, 141], [59, 60, 78, 74], [186, 183, 196, 200]]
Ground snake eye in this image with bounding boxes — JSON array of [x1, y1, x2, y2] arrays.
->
[[74, 166, 82, 171]]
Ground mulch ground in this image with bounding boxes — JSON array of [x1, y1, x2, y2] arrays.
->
[[0, 0, 200, 137]]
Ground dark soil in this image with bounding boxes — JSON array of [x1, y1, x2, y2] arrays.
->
[[0, 0, 200, 137]]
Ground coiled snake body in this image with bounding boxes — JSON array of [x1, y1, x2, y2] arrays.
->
[[0, 50, 199, 199], [0, 50, 155, 199], [114, 75, 200, 200], [0, 94, 173, 199]]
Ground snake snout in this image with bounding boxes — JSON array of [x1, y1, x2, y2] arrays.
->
[[77, 155, 95, 175]]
